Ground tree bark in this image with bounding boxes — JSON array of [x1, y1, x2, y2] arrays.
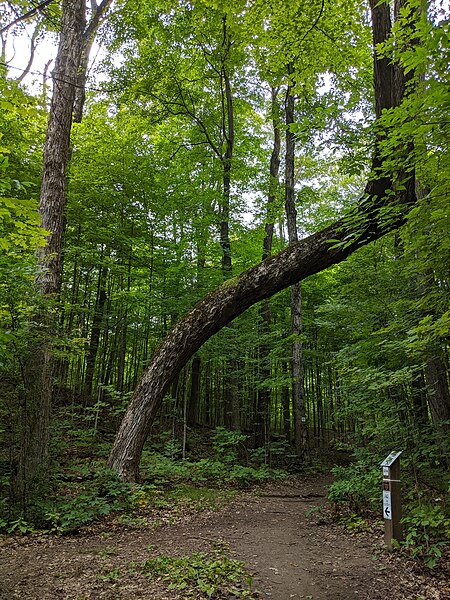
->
[[84, 258, 108, 399], [107, 0, 415, 482], [219, 15, 240, 430], [14, 0, 86, 504], [284, 64, 307, 459], [74, 0, 113, 123], [255, 86, 280, 447]]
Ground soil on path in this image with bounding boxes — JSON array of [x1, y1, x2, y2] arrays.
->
[[0, 475, 446, 600]]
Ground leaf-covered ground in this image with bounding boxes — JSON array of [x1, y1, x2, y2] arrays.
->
[[0, 475, 448, 599]]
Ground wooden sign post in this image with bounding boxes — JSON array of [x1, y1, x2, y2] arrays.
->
[[380, 451, 403, 550]]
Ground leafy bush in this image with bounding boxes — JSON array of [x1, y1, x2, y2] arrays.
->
[[402, 502, 450, 569], [212, 427, 248, 463], [44, 468, 132, 533], [328, 462, 381, 514]]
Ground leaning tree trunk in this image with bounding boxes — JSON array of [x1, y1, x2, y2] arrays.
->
[[107, 0, 415, 482], [14, 0, 86, 505]]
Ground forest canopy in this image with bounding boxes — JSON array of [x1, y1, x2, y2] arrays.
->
[[0, 0, 449, 563]]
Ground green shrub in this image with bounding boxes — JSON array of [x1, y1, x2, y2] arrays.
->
[[328, 462, 381, 514], [402, 502, 450, 569], [143, 550, 253, 598], [44, 468, 132, 533]]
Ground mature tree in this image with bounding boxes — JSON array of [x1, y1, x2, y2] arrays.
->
[[13, 0, 113, 502], [107, 0, 419, 482], [14, 0, 86, 503]]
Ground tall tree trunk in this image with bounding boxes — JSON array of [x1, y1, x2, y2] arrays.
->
[[107, 0, 416, 482], [219, 15, 240, 431], [284, 65, 307, 459], [84, 257, 108, 399], [73, 0, 113, 123], [219, 16, 234, 277], [255, 86, 281, 447], [14, 0, 86, 505]]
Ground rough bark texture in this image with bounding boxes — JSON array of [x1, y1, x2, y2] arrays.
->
[[14, 0, 85, 504], [37, 0, 85, 296], [107, 0, 416, 482]]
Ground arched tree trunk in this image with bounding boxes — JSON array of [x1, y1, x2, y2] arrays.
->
[[107, 0, 415, 483]]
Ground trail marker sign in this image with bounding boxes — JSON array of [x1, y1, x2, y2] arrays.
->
[[383, 490, 392, 519], [380, 451, 403, 550]]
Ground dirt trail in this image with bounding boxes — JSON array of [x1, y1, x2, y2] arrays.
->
[[0, 475, 438, 599]]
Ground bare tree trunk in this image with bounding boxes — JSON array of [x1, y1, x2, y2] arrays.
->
[[84, 257, 108, 399], [284, 65, 307, 459], [219, 15, 240, 431], [14, 0, 86, 505], [107, 0, 415, 482], [255, 86, 280, 447]]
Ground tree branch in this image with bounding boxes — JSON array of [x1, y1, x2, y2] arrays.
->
[[1, 0, 53, 34]]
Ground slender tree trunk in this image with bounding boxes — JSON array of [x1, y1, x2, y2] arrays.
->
[[84, 257, 108, 399], [256, 86, 281, 446], [73, 0, 113, 123], [107, 0, 415, 482], [219, 15, 240, 431], [281, 361, 291, 439], [187, 355, 201, 426], [284, 66, 307, 459], [219, 16, 234, 277]]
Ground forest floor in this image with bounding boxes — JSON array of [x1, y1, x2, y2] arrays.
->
[[0, 474, 448, 600]]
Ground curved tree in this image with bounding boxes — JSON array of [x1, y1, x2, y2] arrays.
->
[[107, 0, 417, 482]]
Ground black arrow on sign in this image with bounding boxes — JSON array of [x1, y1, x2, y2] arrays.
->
[[384, 506, 391, 518]]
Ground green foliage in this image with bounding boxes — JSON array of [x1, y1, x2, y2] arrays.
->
[[212, 426, 248, 463], [141, 441, 285, 489], [43, 468, 133, 533], [143, 549, 254, 598], [336, 513, 371, 533], [1, 426, 285, 535], [0, 5, 448, 589], [0, 79, 46, 255], [328, 458, 381, 514], [402, 502, 450, 569]]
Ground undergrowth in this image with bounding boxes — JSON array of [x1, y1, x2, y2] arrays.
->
[[0, 425, 288, 535], [142, 546, 255, 598], [327, 446, 450, 570]]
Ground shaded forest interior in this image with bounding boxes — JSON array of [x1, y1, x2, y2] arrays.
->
[[0, 0, 449, 578]]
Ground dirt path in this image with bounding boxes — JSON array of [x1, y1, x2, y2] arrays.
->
[[0, 476, 443, 599]]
